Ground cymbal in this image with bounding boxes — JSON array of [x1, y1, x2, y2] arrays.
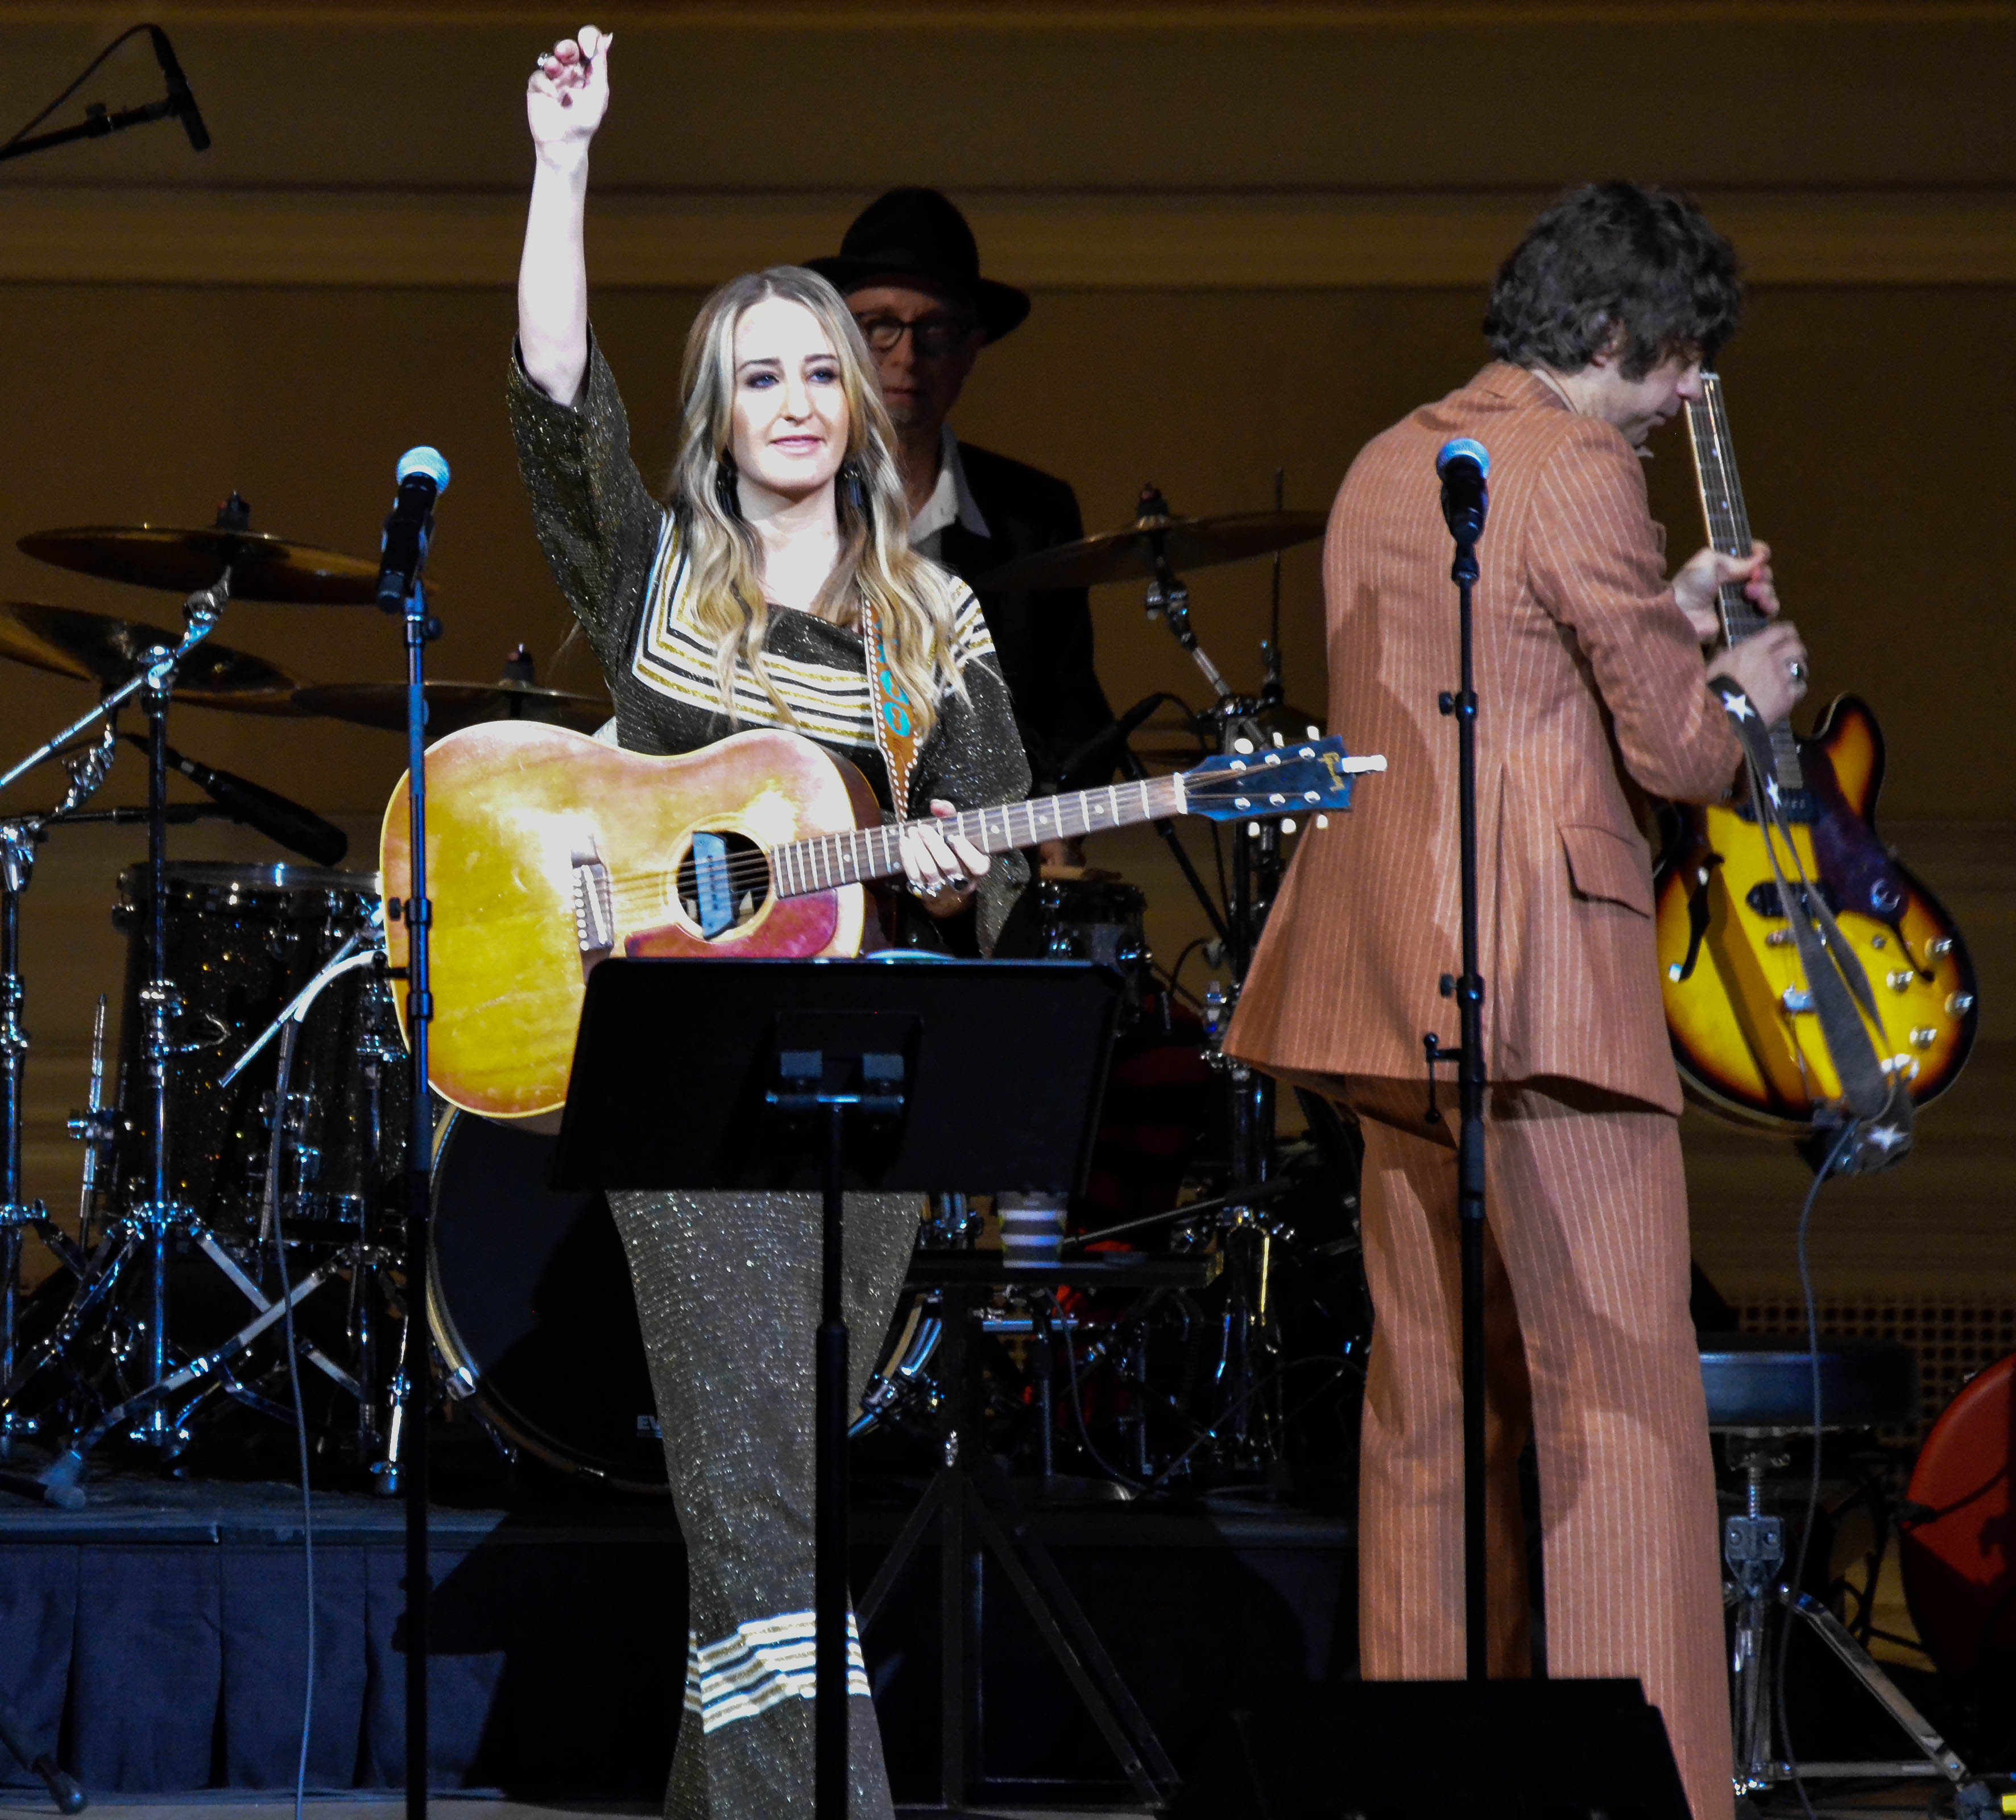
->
[[19, 526, 383, 605], [293, 680, 611, 737], [0, 602, 304, 712], [972, 509, 1327, 594]]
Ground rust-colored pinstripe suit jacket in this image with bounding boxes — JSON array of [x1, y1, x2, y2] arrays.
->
[[1227, 363, 1742, 1115]]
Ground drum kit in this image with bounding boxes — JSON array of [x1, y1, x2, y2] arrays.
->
[[0, 500, 610, 1502], [0, 481, 1365, 1505]]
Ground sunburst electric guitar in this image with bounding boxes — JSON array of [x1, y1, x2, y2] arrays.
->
[[1654, 371, 1977, 1131], [381, 719, 1378, 1120]]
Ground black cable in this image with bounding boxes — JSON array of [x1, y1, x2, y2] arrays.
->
[[1774, 1119, 1861, 1820], [261, 1019, 316, 1820], [3, 24, 152, 148]]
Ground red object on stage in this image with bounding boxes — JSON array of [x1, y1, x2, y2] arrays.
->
[[1900, 1349, 2016, 1677]]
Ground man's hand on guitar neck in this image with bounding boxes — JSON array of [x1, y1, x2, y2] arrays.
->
[[1706, 620, 1809, 726], [1674, 539, 1778, 644]]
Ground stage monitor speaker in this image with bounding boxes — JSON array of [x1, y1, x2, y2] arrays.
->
[[1171, 1677, 1691, 1819]]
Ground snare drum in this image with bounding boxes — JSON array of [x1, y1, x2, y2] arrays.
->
[[108, 862, 405, 1240]]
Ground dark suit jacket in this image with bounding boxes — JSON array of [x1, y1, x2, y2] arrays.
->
[[938, 441, 1116, 789]]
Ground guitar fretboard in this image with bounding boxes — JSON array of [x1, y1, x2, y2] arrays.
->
[[771, 774, 1188, 899], [1686, 372, 1804, 790]]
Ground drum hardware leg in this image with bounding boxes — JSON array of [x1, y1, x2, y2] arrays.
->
[[369, 1282, 412, 1497], [1721, 1432, 1992, 1806], [856, 1284, 1179, 1809], [36, 1252, 341, 1507], [193, 1231, 364, 1398]]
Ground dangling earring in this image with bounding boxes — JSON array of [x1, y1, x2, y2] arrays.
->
[[840, 458, 871, 528], [714, 453, 742, 519]]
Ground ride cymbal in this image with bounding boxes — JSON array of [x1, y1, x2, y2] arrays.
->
[[293, 680, 611, 737], [0, 602, 304, 712], [19, 526, 383, 605], [973, 508, 1327, 594]]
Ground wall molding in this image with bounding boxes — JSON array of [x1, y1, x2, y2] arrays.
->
[[3, 185, 2013, 289]]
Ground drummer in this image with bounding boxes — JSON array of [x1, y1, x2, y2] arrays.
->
[[808, 190, 1117, 826]]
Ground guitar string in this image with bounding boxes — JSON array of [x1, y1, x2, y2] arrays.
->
[[578, 767, 1325, 910]]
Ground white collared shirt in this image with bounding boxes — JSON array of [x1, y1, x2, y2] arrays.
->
[[909, 424, 991, 559]]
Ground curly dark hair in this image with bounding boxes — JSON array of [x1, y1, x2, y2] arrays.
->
[[1483, 182, 1743, 379]]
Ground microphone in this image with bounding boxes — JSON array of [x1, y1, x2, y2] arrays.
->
[[1436, 437, 1490, 547], [376, 446, 450, 612], [125, 735, 349, 867], [147, 27, 210, 154]]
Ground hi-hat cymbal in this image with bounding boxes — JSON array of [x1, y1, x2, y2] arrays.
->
[[0, 602, 304, 711], [972, 509, 1327, 594], [19, 526, 383, 605], [293, 680, 611, 737]]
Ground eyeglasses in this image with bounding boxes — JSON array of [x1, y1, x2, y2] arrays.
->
[[852, 313, 976, 358]]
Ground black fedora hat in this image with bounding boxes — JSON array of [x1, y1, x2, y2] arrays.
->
[[807, 188, 1030, 344]]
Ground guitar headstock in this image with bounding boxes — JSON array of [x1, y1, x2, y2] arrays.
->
[[1179, 735, 1383, 824]]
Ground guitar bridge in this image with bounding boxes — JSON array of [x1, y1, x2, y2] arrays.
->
[[572, 851, 615, 953]]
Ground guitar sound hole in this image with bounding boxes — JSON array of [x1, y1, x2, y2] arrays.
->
[[676, 830, 770, 938]]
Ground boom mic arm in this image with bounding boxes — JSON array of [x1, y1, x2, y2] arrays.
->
[[147, 27, 210, 153]]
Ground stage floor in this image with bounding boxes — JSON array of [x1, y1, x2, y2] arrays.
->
[[0, 1461, 1351, 1810]]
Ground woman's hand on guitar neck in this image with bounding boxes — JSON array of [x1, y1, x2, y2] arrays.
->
[[1674, 539, 1777, 644], [900, 800, 992, 920], [518, 26, 613, 408]]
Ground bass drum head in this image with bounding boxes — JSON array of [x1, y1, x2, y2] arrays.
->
[[428, 1110, 667, 1491], [1901, 1350, 2016, 1677]]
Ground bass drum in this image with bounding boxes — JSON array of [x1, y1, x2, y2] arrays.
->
[[428, 1109, 667, 1491], [1900, 1350, 2016, 1677]]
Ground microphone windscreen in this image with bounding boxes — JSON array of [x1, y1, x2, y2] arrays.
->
[[1437, 436, 1490, 478], [396, 445, 451, 494]]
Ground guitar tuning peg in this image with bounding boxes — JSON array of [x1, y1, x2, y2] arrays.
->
[[1306, 725, 1320, 738], [1280, 818, 1297, 835], [1272, 732, 1284, 747], [1315, 814, 1330, 830], [1232, 737, 1254, 755]]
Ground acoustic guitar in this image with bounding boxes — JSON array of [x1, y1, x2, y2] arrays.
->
[[1654, 371, 1977, 1131], [381, 719, 1376, 1120]]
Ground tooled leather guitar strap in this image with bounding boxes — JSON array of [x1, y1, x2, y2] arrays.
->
[[859, 598, 920, 821], [1712, 679, 1914, 1172]]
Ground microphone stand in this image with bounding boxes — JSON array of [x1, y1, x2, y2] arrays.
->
[[388, 570, 440, 1820], [1426, 523, 1489, 1679]]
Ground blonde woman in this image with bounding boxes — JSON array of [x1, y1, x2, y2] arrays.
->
[[512, 26, 1030, 1820]]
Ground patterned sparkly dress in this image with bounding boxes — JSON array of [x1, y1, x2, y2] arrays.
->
[[508, 338, 1030, 1819]]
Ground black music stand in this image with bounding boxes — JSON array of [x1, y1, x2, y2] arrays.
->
[[553, 957, 1125, 1820]]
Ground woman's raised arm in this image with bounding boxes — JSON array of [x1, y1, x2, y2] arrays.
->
[[518, 26, 612, 407]]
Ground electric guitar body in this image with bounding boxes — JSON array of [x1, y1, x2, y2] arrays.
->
[[380, 718, 1372, 1122], [1654, 372, 1978, 1133], [1655, 693, 1976, 1130]]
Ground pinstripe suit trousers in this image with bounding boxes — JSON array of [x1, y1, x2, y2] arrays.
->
[[1347, 1077, 1731, 1820]]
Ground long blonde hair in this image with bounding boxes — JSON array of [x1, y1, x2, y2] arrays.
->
[[665, 266, 967, 741]]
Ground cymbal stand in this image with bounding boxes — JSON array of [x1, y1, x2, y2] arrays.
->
[[0, 718, 123, 1463], [131, 578, 230, 1451], [1135, 485, 1295, 1480]]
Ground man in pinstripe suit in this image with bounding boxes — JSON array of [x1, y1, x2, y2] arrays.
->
[[1227, 185, 1809, 1820]]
